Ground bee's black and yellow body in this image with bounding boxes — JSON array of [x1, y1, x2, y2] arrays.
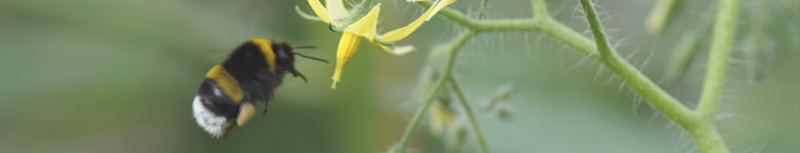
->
[[193, 38, 313, 140]]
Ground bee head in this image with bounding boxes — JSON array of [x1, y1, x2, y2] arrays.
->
[[272, 43, 297, 74], [273, 43, 328, 83]]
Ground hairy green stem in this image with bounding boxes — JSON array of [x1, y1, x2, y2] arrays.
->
[[395, 63, 447, 153], [690, 0, 741, 152], [576, 0, 696, 130], [395, 30, 474, 153], [420, 0, 694, 136], [534, 17, 601, 57], [479, 0, 489, 19], [417, 1, 597, 56], [696, 0, 740, 122], [744, 0, 766, 83], [449, 77, 490, 153], [531, 0, 550, 18], [579, 0, 613, 60], [690, 124, 730, 153], [410, 0, 736, 152]]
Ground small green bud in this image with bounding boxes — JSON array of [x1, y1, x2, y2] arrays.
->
[[493, 83, 518, 101], [496, 104, 514, 120], [483, 83, 518, 111]]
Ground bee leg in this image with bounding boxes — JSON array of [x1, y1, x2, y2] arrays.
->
[[262, 93, 274, 114], [262, 101, 270, 114], [269, 92, 275, 100], [219, 124, 236, 141]]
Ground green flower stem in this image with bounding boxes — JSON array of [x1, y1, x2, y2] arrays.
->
[[578, 0, 612, 60], [449, 76, 490, 153], [416, 1, 596, 56], [744, 0, 766, 83], [696, 0, 740, 122], [411, 0, 738, 152], [578, 0, 695, 131], [395, 30, 475, 153], [395, 66, 447, 153], [691, 124, 730, 153], [646, 0, 681, 34], [582, 0, 735, 152], [691, 0, 741, 152], [531, 0, 550, 19], [479, 0, 489, 19], [419, 0, 692, 129], [416, 1, 536, 31]]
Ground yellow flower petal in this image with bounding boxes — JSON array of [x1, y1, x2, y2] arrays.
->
[[344, 3, 381, 42], [307, 0, 332, 24], [326, 0, 349, 20], [425, 0, 457, 21], [331, 32, 363, 89], [379, 1, 440, 42], [369, 41, 415, 55]]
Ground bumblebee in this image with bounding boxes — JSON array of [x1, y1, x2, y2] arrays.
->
[[192, 38, 326, 140]]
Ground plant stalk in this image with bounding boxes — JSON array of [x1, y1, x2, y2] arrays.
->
[[395, 30, 474, 153]]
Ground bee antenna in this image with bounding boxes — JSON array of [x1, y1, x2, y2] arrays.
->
[[292, 45, 317, 49], [293, 53, 329, 63]]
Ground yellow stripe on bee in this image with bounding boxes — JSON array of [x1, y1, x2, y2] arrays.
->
[[250, 38, 277, 73], [205, 65, 244, 102]]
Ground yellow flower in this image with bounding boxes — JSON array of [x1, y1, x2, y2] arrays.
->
[[304, 0, 450, 88], [307, 0, 348, 26], [429, 101, 455, 136]]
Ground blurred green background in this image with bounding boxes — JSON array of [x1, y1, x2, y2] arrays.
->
[[1, 0, 798, 153]]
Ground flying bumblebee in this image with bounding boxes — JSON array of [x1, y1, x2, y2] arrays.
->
[[192, 38, 327, 140]]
